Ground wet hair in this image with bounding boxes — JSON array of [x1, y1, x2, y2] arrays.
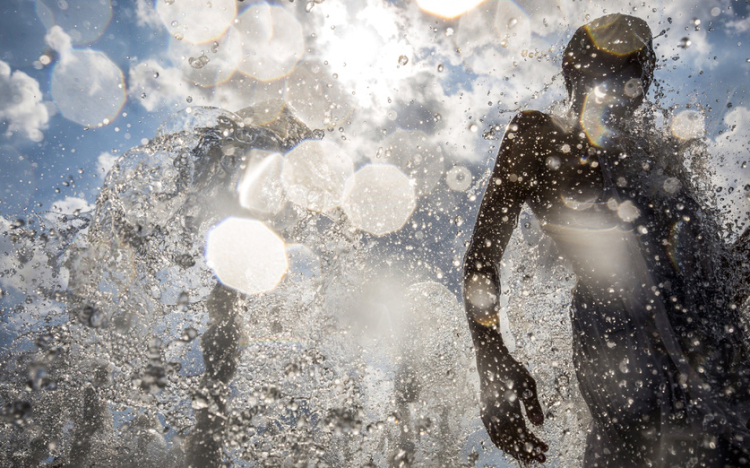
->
[[562, 14, 656, 99]]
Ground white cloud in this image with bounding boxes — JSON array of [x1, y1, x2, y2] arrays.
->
[[44, 196, 94, 222], [135, 0, 163, 29], [45, 25, 72, 56], [97, 152, 118, 179], [303, 0, 562, 164], [128, 60, 188, 112], [710, 106, 750, 238], [128, 57, 279, 114], [727, 16, 750, 33], [0, 60, 49, 142], [45, 27, 127, 127]]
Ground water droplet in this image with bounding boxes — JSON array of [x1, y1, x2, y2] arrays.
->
[[507, 18, 518, 29], [188, 54, 210, 69], [445, 27, 454, 37], [89, 308, 105, 328], [623, 78, 643, 98], [186, 96, 193, 103], [663, 177, 681, 194], [305, 1, 315, 12], [177, 291, 189, 306], [192, 395, 209, 409], [446, 166, 472, 191], [468, 123, 478, 132], [77, 305, 104, 328], [678, 37, 692, 49], [181, 327, 198, 342], [398, 55, 409, 66], [546, 156, 561, 170], [0, 401, 32, 426], [437, 64, 444, 72]]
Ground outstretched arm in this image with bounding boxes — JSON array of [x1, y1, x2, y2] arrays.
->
[[463, 111, 547, 464]]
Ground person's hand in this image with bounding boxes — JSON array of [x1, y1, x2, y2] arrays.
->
[[479, 357, 547, 464]]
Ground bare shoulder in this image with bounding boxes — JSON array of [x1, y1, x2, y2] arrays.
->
[[506, 110, 554, 137], [494, 110, 553, 172]]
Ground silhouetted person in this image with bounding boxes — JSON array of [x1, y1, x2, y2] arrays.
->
[[186, 284, 242, 468], [463, 14, 750, 466], [185, 104, 322, 468]]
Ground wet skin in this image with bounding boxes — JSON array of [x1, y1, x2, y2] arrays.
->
[[463, 78, 749, 465]]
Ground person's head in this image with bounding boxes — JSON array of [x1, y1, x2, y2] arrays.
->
[[562, 14, 656, 118]]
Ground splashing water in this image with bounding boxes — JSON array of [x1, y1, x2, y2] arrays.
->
[[0, 105, 488, 467], [2, 96, 749, 466]]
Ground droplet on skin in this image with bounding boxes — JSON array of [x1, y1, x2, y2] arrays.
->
[[617, 200, 640, 222], [546, 156, 561, 170], [663, 177, 681, 194], [623, 78, 643, 98]]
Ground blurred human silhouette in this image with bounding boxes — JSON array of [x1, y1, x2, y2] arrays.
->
[[463, 14, 750, 466], [183, 105, 323, 468]]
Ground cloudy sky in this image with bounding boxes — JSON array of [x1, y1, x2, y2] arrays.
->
[[0, 2, 748, 465], [0, 0, 748, 226]]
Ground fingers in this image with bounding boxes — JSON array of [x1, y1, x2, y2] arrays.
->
[[520, 380, 544, 426], [486, 409, 548, 464], [502, 427, 548, 464]]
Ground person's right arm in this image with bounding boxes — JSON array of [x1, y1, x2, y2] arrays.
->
[[463, 111, 548, 464]]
